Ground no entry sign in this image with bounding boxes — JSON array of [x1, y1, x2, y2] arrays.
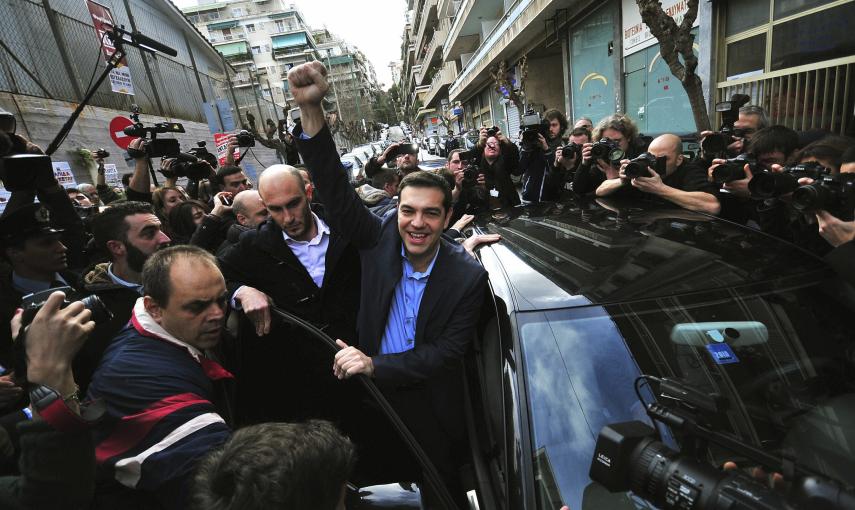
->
[[109, 116, 135, 150]]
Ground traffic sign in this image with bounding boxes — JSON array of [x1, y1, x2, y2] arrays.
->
[[109, 116, 136, 150]]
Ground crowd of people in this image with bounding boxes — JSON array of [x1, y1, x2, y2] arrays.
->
[[0, 57, 853, 510]]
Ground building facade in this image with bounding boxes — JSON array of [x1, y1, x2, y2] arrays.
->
[[401, 0, 855, 140]]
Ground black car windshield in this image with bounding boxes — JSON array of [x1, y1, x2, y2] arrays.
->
[[518, 273, 855, 510]]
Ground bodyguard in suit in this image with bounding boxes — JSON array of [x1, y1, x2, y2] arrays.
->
[[217, 165, 361, 424], [288, 61, 488, 508]]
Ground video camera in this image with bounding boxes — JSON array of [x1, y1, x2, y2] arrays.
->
[[0, 110, 55, 192], [164, 152, 212, 181], [711, 153, 756, 184], [123, 105, 184, 158], [589, 375, 855, 510], [748, 162, 831, 199], [590, 138, 625, 164], [187, 141, 218, 169], [792, 173, 855, 219], [624, 152, 667, 179], [701, 94, 751, 158], [520, 110, 549, 149]]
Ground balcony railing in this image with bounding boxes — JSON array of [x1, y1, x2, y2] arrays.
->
[[716, 57, 854, 136], [211, 32, 246, 43], [425, 61, 457, 106]]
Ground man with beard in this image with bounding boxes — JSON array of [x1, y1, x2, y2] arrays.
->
[[78, 202, 171, 393], [364, 142, 423, 182]]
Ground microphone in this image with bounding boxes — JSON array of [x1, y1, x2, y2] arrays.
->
[[106, 25, 178, 57]]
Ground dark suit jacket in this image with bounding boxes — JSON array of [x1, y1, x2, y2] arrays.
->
[[296, 124, 488, 440]]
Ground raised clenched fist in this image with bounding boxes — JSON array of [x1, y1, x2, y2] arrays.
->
[[286, 61, 330, 108]]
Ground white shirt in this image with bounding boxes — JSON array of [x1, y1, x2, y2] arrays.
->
[[282, 212, 330, 289]]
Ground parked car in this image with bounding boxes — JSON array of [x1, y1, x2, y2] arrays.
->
[[340, 153, 365, 182], [265, 195, 855, 509]]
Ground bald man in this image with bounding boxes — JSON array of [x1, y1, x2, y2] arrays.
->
[[218, 165, 361, 424], [596, 133, 721, 215], [232, 190, 269, 229]]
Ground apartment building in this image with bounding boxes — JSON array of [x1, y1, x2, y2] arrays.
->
[[403, 0, 854, 139]]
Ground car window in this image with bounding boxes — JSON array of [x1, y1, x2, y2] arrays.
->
[[517, 276, 855, 510]]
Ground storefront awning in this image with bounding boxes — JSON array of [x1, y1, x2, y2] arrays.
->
[[272, 32, 307, 49]]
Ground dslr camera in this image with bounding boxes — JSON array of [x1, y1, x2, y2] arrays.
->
[[590, 138, 625, 165], [486, 126, 499, 138], [235, 130, 255, 148], [560, 142, 582, 160], [701, 94, 750, 159], [792, 173, 855, 219], [624, 152, 667, 179], [124, 105, 184, 158], [748, 162, 830, 199], [711, 153, 756, 184]]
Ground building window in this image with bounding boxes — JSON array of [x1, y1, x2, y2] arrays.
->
[[252, 46, 261, 55], [231, 8, 244, 17], [246, 24, 255, 33], [726, 34, 766, 80]]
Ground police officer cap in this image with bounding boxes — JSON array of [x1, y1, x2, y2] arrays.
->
[[0, 203, 64, 243]]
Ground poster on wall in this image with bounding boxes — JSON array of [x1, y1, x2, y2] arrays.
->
[[52, 162, 78, 189], [622, 0, 700, 55]]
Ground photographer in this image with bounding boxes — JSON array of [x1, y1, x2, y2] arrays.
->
[[595, 134, 721, 215], [1, 291, 98, 510], [92, 150, 124, 205], [474, 127, 521, 208], [519, 109, 567, 202], [699, 104, 769, 162], [572, 114, 646, 195], [552, 126, 591, 194], [816, 148, 855, 282], [124, 137, 164, 203], [364, 142, 422, 180]]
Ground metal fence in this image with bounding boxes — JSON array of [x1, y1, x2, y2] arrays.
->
[[0, 0, 283, 130]]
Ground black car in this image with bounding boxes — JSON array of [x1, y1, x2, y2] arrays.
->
[[459, 197, 855, 509], [279, 195, 855, 509]]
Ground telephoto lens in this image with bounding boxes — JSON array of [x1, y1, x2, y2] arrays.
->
[[624, 153, 658, 179], [711, 155, 755, 184]]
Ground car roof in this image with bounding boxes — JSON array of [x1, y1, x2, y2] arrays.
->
[[476, 196, 826, 312]]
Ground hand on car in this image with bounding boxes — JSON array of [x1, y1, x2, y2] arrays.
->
[[462, 234, 501, 258], [816, 210, 855, 248], [235, 286, 272, 336], [333, 340, 373, 379], [451, 214, 475, 233]]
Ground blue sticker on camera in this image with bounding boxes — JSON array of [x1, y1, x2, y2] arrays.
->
[[706, 343, 739, 365]]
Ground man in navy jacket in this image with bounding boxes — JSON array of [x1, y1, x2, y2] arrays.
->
[[289, 61, 488, 508]]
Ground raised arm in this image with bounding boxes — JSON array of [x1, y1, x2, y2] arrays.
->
[[288, 61, 382, 248]]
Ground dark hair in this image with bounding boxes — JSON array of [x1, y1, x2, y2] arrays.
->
[[90, 201, 155, 258], [569, 127, 592, 141], [121, 173, 132, 187], [214, 165, 244, 187], [747, 125, 800, 160], [796, 135, 855, 172], [843, 146, 855, 165], [152, 186, 188, 220], [544, 109, 568, 136], [593, 114, 639, 144], [167, 200, 208, 243], [192, 420, 355, 510], [397, 170, 452, 212], [142, 245, 216, 307], [372, 168, 400, 189]]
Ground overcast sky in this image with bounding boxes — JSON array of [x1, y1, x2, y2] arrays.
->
[[172, 0, 406, 89]]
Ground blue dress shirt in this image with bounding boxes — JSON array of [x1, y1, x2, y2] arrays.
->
[[379, 244, 440, 355]]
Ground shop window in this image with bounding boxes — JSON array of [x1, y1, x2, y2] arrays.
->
[[726, 34, 766, 79], [770, 2, 855, 71], [569, 2, 617, 124], [725, 0, 769, 36]]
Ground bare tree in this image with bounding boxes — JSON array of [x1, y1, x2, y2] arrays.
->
[[636, 0, 711, 132]]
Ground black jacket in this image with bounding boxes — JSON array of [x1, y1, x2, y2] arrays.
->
[[295, 124, 488, 442], [476, 141, 521, 208], [217, 209, 361, 423]]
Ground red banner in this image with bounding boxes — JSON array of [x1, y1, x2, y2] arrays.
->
[[214, 133, 242, 167]]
